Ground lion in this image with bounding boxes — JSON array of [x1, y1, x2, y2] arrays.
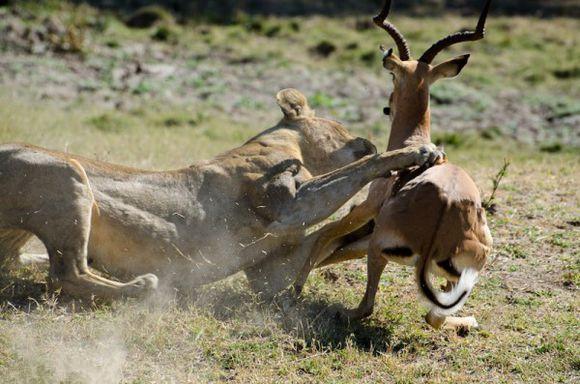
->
[[0, 88, 442, 299]]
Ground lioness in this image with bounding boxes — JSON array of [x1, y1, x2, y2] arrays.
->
[[0, 89, 442, 299]]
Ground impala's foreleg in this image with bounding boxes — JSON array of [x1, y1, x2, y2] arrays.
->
[[339, 243, 388, 321], [291, 199, 379, 295], [291, 177, 392, 295], [316, 234, 371, 268]]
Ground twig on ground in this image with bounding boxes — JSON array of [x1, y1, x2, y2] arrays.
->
[[483, 158, 510, 215]]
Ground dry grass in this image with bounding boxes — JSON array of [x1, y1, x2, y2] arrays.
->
[[0, 3, 579, 383]]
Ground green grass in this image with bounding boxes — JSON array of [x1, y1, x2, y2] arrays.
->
[[0, 94, 256, 168], [1, 89, 578, 384], [0, 2, 579, 383]]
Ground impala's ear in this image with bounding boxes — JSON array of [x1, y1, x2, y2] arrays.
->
[[381, 45, 404, 72], [429, 54, 470, 84], [276, 88, 315, 120]]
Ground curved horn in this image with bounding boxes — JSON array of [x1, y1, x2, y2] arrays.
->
[[373, 0, 411, 61], [419, 0, 492, 64]]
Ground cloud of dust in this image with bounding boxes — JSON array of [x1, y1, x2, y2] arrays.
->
[[4, 316, 127, 384]]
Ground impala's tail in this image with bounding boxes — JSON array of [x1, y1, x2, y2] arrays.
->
[[417, 256, 478, 317], [415, 201, 479, 317]]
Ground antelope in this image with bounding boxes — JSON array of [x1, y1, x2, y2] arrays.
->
[[292, 0, 494, 330]]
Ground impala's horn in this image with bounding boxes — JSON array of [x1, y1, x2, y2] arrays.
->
[[373, 0, 411, 61], [419, 0, 492, 64]]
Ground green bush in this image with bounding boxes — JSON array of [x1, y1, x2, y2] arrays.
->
[[125, 5, 173, 29], [151, 25, 177, 42], [87, 113, 126, 133]]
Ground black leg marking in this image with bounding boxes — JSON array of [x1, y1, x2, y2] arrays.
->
[[382, 246, 413, 257]]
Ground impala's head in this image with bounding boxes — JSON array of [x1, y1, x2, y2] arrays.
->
[[380, 48, 470, 121], [276, 88, 377, 175], [373, 0, 492, 148]]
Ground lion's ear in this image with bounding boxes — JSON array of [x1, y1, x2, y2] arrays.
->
[[276, 88, 315, 120]]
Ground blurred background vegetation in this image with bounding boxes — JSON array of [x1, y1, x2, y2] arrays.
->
[[2, 1, 580, 23], [1, 0, 577, 161], [76, 0, 580, 20]]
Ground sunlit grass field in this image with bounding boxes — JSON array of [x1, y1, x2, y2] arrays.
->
[[0, 2, 578, 383]]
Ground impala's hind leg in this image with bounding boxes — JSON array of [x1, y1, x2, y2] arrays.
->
[[340, 229, 416, 321], [425, 309, 479, 330], [425, 280, 479, 330]]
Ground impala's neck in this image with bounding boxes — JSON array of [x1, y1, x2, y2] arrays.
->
[[386, 92, 431, 151]]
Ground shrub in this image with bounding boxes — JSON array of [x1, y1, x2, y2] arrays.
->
[[87, 113, 125, 133], [360, 50, 376, 65], [151, 25, 177, 42], [540, 143, 563, 153], [264, 24, 281, 38], [289, 21, 300, 32], [126, 6, 173, 29], [432, 132, 467, 148], [311, 41, 336, 57]]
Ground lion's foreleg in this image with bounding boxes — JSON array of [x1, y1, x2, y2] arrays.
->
[[268, 145, 432, 233]]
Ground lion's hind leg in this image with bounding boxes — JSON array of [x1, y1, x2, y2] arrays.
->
[[17, 156, 158, 300], [54, 190, 156, 299], [0, 229, 33, 269], [36, 196, 158, 299]]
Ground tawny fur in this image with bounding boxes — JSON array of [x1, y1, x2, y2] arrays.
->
[[0, 88, 440, 299]]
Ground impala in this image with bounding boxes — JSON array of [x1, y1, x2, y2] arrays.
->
[[293, 0, 494, 330]]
